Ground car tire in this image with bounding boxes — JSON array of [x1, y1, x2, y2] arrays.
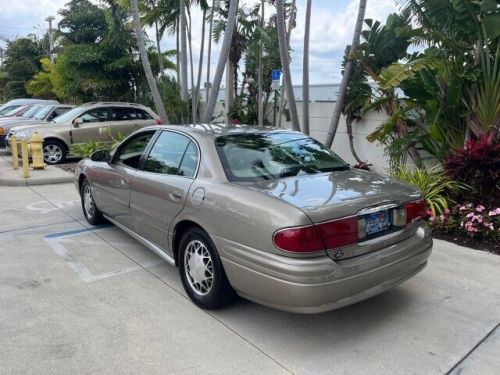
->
[[43, 140, 67, 164], [179, 227, 235, 309], [80, 179, 105, 225]]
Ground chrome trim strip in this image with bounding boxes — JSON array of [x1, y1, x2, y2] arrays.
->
[[104, 214, 176, 266], [357, 202, 399, 215]]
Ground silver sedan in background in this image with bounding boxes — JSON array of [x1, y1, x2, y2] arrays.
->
[[75, 125, 432, 313]]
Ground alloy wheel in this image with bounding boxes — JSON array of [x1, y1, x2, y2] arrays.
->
[[43, 144, 63, 164]]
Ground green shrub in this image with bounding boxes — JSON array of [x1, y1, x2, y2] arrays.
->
[[393, 165, 469, 216]]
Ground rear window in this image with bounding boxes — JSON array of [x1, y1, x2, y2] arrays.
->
[[215, 132, 349, 182]]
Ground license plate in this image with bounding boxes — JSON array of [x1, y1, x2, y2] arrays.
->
[[365, 209, 391, 235]]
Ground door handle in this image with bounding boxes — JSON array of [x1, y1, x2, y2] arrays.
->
[[169, 192, 183, 202]]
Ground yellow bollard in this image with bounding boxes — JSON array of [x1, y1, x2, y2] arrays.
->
[[30, 132, 46, 169], [10, 135, 19, 170], [21, 140, 30, 178]]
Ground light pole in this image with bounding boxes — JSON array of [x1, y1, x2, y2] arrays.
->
[[45, 15, 55, 63]]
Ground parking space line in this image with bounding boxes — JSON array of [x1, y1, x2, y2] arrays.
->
[[44, 225, 111, 239]]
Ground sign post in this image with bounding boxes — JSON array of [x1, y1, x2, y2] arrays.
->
[[271, 70, 281, 126]]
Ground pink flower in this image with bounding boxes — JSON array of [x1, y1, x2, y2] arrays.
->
[[477, 216, 483, 223], [476, 205, 485, 212], [429, 216, 435, 222], [439, 215, 445, 221], [488, 208, 500, 217], [444, 208, 450, 215], [459, 206, 466, 211], [466, 212, 474, 219]]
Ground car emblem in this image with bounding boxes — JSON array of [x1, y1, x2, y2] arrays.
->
[[333, 250, 344, 259]]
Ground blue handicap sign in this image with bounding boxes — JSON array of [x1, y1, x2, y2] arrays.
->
[[271, 70, 281, 81]]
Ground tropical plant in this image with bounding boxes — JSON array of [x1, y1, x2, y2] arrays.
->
[[324, 0, 367, 147], [393, 165, 469, 215], [444, 132, 500, 204]]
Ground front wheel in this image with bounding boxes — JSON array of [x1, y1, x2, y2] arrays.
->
[[43, 140, 67, 164], [179, 227, 235, 309], [80, 179, 105, 225]]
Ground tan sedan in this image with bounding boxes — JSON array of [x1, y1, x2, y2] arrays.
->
[[75, 125, 432, 313]]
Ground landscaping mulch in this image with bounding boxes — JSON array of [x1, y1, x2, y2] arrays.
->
[[433, 231, 499, 255], [55, 163, 77, 174]]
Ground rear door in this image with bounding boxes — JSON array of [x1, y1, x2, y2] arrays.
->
[[71, 107, 111, 143], [129, 130, 199, 251]]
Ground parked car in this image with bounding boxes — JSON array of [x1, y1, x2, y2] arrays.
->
[[9, 102, 160, 164], [1, 105, 74, 147], [75, 125, 433, 313], [0, 99, 59, 117]]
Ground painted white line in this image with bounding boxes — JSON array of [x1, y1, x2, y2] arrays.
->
[[45, 231, 165, 283]]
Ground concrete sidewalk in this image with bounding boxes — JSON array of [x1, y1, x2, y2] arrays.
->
[[0, 183, 499, 374], [0, 149, 73, 186]]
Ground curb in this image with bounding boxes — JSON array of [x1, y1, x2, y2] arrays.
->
[[0, 175, 74, 186]]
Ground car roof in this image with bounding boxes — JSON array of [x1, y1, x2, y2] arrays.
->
[[80, 101, 149, 108], [142, 124, 304, 139]]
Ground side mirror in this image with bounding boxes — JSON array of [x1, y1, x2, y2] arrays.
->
[[90, 149, 111, 162], [73, 117, 83, 128]]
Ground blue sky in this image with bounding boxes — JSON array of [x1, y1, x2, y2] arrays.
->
[[0, 0, 398, 84]]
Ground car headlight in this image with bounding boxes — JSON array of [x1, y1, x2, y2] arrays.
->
[[0, 127, 4, 135], [15, 130, 33, 140]]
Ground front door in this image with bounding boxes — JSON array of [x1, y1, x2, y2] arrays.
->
[[71, 107, 111, 144], [130, 130, 199, 252], [91, 130, 157, 229]]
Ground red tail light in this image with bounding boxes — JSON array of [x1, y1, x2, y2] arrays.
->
[[316, 217, 358, 249], [405, 200, 427, 223], [156, 118, 162, 125], [273, 225, 324, 253], [273, 217, 359, 253]]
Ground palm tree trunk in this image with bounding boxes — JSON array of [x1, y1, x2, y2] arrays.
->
[[302, 0, 312, 135], [194, 9, 207, 124], [276, 0, 299, 131], [155, 21, 164, 78], [131, 0, 169, 123], [346, 118, 362, 163], [176, 19, 180, 86], [278, 0, 295, 128], [206, 0, 217, 105], [257, 0, 264, 126], [324, 0, 367, 148], [187, 8, 195, 123], [179, 0, 189, 101], [204, 0, 239, 123]]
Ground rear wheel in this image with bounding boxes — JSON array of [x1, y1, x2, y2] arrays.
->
[[80, 179, 105, 225], [179, 227, 235, 309], [43, 140, 66, 164]]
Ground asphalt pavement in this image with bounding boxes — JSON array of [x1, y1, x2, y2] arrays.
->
[[0, 182, 499, 374]]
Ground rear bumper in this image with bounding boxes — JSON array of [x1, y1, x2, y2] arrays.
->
[[215, 223, 432, 314]]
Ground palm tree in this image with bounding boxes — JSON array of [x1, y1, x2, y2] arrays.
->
[[257, 0, 265, 126], [179, 0, 189, 101], [302, 0, 312, 135], [324, 0, 367, 148], [193, 7, 207, 123], [130, 0, 169, 123], [205, 0, 217, 104], [203, 0, 239, 123], [275, 0, 300, 131]]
